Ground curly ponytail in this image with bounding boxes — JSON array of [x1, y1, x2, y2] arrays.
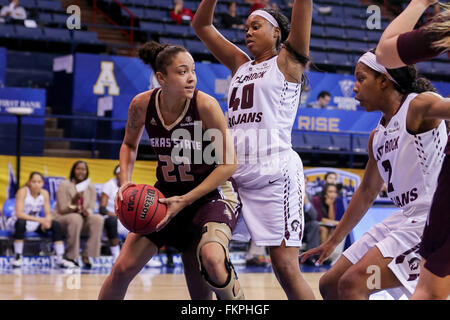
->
[[387, 65, 437, 94], [138, 41, 187, 74]]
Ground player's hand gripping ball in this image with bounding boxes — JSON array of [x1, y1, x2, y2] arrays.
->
[[116, 184, 167, 234]]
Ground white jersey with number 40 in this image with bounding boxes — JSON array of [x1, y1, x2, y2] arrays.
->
[[372, 92, 447, 214], [227, 55, 302, 165]]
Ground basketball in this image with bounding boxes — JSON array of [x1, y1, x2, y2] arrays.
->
[[117, 184, 167, 234]]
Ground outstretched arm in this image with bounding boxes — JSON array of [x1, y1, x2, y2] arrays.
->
[[278, 0, 312, 83], [376, 0, 439, 68], [408, 92, 450, 133], [192, 0, 250, 75]]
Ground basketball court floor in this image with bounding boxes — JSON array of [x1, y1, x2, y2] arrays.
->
[[0, 261, 327, 300]]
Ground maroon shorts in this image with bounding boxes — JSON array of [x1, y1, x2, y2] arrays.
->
[[145, 179, 241, 252], [419, 155, 450, 277]]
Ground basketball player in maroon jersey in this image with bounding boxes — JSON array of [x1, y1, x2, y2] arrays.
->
[[98, 42, 244, 300], [376, 0, 449, 299]]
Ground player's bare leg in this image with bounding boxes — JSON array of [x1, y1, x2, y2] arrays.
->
[[338, 246, 401, 299], [411, 259, 450, 300], [182, 242, 213, 300], [319, 255, 353, 300], [98, 233, 158, 300], [269, 241, 315, 300]]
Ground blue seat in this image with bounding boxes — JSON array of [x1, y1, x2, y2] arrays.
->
[[303, 133, 334, 150], [331, 134, 351, 151], [325, 26, 346, 39], [328, 52, 350, 66], [312, 15, 325, 25], [165, 24, 193, 37], [183, 0, 198, 11], [185, 39, 209, 54], [366, 30, 382, 42], [17, 0, 35, 9], [310, 50, 328, 64], [323, 16, 343, 27], [52, 13, 69, 25], [215, 3, 229, 14], [218, 28, 239, 42], [354, 135, 369, 153], [15, 26, 44, 41], [73, 30, 101, 44], [329, 6, 344, 17], [38, 12, 53, 24], [2, 198, 15, 220], [291, 131, 307, 150], [43, 27, 71, 42], [344, 7, 364, 18], [311, 25, 324, 37], [416, 61, 434, 74], [432, 62, 450, 76], [139, 21, 164, 33], [0, 24, 16, 38], [346, 18, 366, 29], [235, 6, 249, 16], [159, 36, 185, 47], [130, 0, 149, 6], [145, 9, 170, 22], [39, 0, 63, 12], [347, 40, 369, 53], [310, 37, 326, 49], [128, 7, 146, 19], [346, 29, 367, 41], [326, 39, 346, 50], [432, 52, 448, 62]]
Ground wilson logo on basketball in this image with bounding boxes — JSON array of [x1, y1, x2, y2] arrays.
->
[[140, 188, 156, 220], [127, 189, 139, 212]]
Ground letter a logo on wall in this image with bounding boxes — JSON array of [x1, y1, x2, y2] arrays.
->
[[93, 61, 120, 96]]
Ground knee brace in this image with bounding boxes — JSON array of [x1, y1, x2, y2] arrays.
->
[[196, 222, 244, 300]]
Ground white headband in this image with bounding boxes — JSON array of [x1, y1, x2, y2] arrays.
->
[[358, 52, 398, 85], [249, 9, 279, 28]]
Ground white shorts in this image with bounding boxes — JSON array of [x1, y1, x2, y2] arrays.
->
[[231, 150, 305, 247], [117, 219, 129, 238], [343, 208, 427, 298]]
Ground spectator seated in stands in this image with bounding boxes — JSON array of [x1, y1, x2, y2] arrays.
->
[[221, 1, 244, 30], [6, 172, 75, 269], [54, 160, 104, 269], [0, 0, 27, 23], [312, 183, 340, 244], [170, 0, 194, 25], [302, 177, 320, 266], [307, 90, 333, 109], [99, 165, 129, 264], [312, 182, 346, 265]]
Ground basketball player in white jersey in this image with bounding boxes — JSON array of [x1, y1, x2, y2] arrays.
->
[[193, 1, 315, 299], [7, 172, 75, 268], [375, 0, 449, 300], [301, 50, 450, 299]]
